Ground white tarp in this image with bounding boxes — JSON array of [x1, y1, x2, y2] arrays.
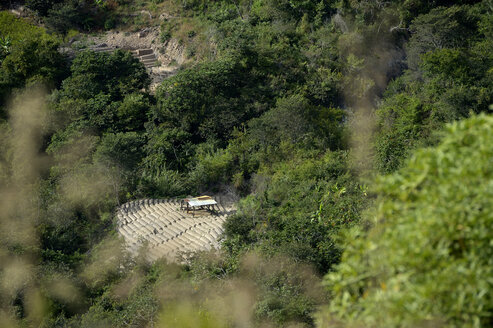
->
[[187, 199, 217, 207]]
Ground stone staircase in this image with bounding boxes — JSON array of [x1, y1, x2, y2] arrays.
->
[[130, 48, 159, 69], [115, 196, 236, 262], [90, 45, 114, 54], [89, 44, 159, 69]]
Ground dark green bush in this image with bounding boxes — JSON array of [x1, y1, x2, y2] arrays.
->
[[25, 0, 63, 16]]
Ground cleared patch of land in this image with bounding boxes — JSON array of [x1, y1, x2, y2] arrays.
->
[[116, 196, 236, 262]]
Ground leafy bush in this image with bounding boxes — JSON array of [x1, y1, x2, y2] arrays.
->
[[116, 93, 152, 131], [0, 11, 46, 43], [142, 127, 194, 174], [224, 150, 369, 273], [45, 0, 85, 33], [248, 95, 345, 151], [323, 114, 493, 327], [0, 12, 67, 113], [374, 3, 493, 173], [187, 144, 234, 191], [155, 56, 264, 144], [0, 37, 67, 114], [94, 132, 146, 172], [51, 50, 149, 135], [45, 0, 115, 33], [406, 5, 479, 70], [139, 169, 188, 198], [25, 0, 63, 16], [69, 50, 150, 98]]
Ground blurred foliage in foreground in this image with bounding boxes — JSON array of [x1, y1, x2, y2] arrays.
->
[[321, 114, 493, 327]]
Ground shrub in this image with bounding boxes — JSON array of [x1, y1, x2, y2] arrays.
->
[[322, 114, 493, 327], [25, 0, 63, 16], [45, 0, 84, 33]]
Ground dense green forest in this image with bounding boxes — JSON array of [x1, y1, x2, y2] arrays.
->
[[0, 0, 492, 327]]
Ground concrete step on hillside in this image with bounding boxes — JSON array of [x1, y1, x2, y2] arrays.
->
[[137, 49, 153, 56], [92, 47, 114, 53], [142, 58, 158, 64], [140, 53, 156, 61]]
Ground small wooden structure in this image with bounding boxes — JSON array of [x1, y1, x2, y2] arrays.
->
[[180, 196, 219, 216]]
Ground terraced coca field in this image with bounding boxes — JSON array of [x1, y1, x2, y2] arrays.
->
[[116, 196, 236, 262]]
